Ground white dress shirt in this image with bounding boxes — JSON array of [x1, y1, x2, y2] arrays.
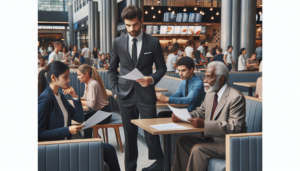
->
[[128, 30, 143, 60], [54, 93, 68, 128], [217, 83, 228, 103]]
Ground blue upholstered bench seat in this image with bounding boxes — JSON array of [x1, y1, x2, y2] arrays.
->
[[208, 158, 226, 171], [106, 113, 122, 124]]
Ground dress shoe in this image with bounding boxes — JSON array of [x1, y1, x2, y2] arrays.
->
[[142, 160, 164, 171]]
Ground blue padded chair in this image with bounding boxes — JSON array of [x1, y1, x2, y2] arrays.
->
[[38, 138, 109, 171]]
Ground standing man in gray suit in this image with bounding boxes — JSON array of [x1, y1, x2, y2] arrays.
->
[[108, 5, 167, 171], [171, 61, 246, 171]]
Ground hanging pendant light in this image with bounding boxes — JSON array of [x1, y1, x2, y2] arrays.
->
[[202, 11, 205, 15], [183, 8, 186, 12], [172, 10, 175, 14], [194, 0, 197, 11], [216, 11, 219, 15], [158, 9, 161, 13], [194, 7, 197, 10], [211, 16, 214, 20], [258, 11, 262, 15], [210, 7, 213, 11], [153, 15, 156, 19], [151, 6, 154, 10], [168, 7, 171, 11], [157, 0, 161, 3], [199, 10, 203, 14], [183, 0, 186, 12], [145, 10, 148, 14]]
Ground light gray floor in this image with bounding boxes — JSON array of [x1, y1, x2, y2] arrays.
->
[[98, 126, 155, 171]]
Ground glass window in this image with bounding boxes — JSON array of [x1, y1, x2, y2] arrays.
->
[[38, 0, 69, 12]]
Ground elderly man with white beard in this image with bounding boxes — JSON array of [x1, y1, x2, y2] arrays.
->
[[171, 61, 247, 171]]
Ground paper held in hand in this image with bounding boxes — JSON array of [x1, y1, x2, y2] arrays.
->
[[167, 104, 191, 122], [118, 68, 144, 81], [81, 111, 112, 129]]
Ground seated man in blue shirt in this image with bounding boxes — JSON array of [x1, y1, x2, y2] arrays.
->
[[156, 57, 206, 117]]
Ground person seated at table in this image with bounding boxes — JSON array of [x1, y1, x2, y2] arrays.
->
[[71, 45, 84, 65], [254, 62, 262, 99], [246, 52, 259, 71], [106, 53, 111, 64], [77, 64, 110, 138], [38, 57, 47, 73], [166, 47, 178, 72], [60, 47, 70, 62], [98, 53, 108, 69], [209, 48, 225, 65], [38, 61, 121, 171], [238, 48, 247, 71], [156, 57, 205, 117], [206, 47, 214, 62], [171, 61, 246, 171]]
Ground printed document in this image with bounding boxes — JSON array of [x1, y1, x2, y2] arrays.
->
[[118, 68, 144, 80], [81, 111, 112, 129], [150, 123, 185, 130], [167, 104, 191, 122]]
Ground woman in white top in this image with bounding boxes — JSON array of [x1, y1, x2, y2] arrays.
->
[[60, 47, 70, 62], [184, 40, 194, 59], [238, 48, 247, 71], [223, 45, 236, 71], [40, 46, 48, 57]]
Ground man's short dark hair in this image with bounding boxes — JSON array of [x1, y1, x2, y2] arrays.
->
[[200, 41, 205, 45], [187, 40, 193, 46], [177, 57, 195, 71], [121, 5, 143, 21], [217, 47, 223, 53], [173, 43, 179, 48], [170, 47, 178, 53], [251, 52, 257, 56]]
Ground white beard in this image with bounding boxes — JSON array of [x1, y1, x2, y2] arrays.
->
[[204, 78, 220, 93]]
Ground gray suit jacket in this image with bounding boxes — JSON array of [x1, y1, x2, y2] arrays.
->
[[189, 85, 247, 156], [108, 32, 167, 104]]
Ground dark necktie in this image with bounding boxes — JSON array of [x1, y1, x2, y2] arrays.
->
[[132, 38, 137, 66], [185, 81, 189, 97], [210, 94, 218, 120]]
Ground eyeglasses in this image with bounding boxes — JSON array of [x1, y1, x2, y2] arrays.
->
[[202, 76, 216, 82]]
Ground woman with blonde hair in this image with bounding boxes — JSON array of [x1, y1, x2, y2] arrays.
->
[[77, 64, 110, 138]]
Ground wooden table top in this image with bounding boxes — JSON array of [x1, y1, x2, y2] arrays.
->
[[156, 101, 189, 108], [131, 118, 204, 135], [233, 82, 256, 87], [155, 87, 168, 92]]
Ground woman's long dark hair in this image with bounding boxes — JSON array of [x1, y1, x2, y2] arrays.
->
[[239, 48, 246, 55], [38, 61, 69, 96]]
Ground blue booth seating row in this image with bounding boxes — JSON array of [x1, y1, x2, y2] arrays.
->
[[59, 71, 119, 111], [38, 139, 109, 171], [165, 72, 262, 94], [142, 76, 262, 171]]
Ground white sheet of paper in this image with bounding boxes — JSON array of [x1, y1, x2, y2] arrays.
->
[[150, 123, 185, 130], [118, 68, 145, 81], [81, 111, 112, 129], [167, 104, 191, 122]]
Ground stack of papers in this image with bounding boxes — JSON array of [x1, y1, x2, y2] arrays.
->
[[118, 68, 144, 81], [150, 123, 185, 130], [167, 104, 191, 122], [81, 111, 112, 129]]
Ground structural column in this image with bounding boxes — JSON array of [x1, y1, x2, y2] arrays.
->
[[231, 0, 241, 68], [106, 0, 112, 53], [88, 1, 95, 50], [68, 2, 74, 46], [127, 0, 132, 6], [101, 0, 107, 53], [240, 0, 257, 59], [93, 1, 99, 48], [111, 0, 117, 40], [220, 0, 233, 53]]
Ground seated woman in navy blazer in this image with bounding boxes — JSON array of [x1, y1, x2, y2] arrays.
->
[[38, 61, 121, 171]]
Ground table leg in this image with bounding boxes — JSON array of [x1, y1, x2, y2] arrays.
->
[[248, 87, 253, 96], [164, 134, 171, 171]]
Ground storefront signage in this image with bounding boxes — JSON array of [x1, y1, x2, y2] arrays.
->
[[146, 25, 206, 35], [74, 23, 78, 30], [38, 25, 66, 30]]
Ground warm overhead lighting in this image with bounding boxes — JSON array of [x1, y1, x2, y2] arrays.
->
[[158, 9, 161, 13], [183, 8, 186, 12], [194, 7, 197, 11], [202, 12, 205, 15], [199, 10, 203, 14], [153, 15, 156, 19], [151, 6, 154, 10], [210, 7, 213, 11], [157, 0, 161, 3], [258, 11, 262, 15], [61, 38, 65, 41], [216, 11, 219, 15], [260, 5, 262, 6], [145, 10, 148, 14], [172, 10, 175, 14], [168, 7, 171, 11], [211, 16, 214, 20]]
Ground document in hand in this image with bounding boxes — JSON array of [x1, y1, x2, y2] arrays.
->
[[118, 68, 144, 81], [81, 111, 112, 129], [167, 104, 191, 122]]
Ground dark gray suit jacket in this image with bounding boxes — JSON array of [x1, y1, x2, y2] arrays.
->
[[108, 32, 167, 104]]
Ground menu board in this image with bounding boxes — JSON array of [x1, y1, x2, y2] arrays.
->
[[194, 26, 202, 35], [195, 13, 202, 22], [160, 25, 168, 35], [182, 13, 189, 22], [180, 26, 188, 35], [152, 25, 160, 34], [163, 12, 177, 22], [201, 26, 207, 34], [188, 26, 195, 35], [169, 13, 177, 22], [146, 25, 153, 34], [176, 13, 183, 22], [167, 26, 174, 35], [189, 13, 196, 22], [174, 26, 181, 35]]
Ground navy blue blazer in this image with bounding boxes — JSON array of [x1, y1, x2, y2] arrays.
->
[[38, 86, 85, 141]]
